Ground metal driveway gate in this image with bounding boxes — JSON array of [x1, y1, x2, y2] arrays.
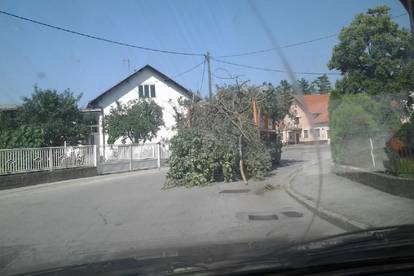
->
[[98, 143, 169, 174]]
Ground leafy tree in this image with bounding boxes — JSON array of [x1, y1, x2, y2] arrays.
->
[[260, 81, 293, 123], [105, 99, 164, 144], [328, 5, 414, 167], [0, 125, 44, 149], [0, 87, 88, 148], [0, 87, 87, 148], [311, 74, 332, 93], [297, 78, 314, 94], [167, 82, 291, 187], [20, 87, 87, 146], [328, 6, 414, 96]]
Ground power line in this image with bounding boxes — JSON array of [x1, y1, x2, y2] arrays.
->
[[171, 60, 205, 79], [212, 57, 340, 75], [217, 33, 338, 58], [0, 10, 204, 57], [216, 12, 408, 58], [212, 67, 243, 80], [212, 73, 239, 80]]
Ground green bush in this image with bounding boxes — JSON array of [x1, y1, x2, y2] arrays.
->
[[384, 115, 414, 176], [245, 145, 272, 180], [0, 125, 44, 149], [166, 129, 238, 187], [329, 93, 401, 165]]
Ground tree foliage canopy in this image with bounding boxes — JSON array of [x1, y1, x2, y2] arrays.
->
[[311, 74, 332, 93], [105, 99, 164, 144], [167, 81, 292, 187], [328, 5, 413, 168], [0, 125, 44, 149], [0, 87, 87, 148], [21, 87, 87, 146], [260, 81, 294, 122], [328, 6, 414, 96], [297, 78, 314, 94]]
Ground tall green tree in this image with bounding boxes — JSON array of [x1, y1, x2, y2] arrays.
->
[[20, 87, 87, 146], [328, 5, 413, 167], [328, 6, 414, 96], [311, 74, 332, 93], [297, 78, 314, 94], [260, 81, 293, 123], [105, 99, 164, 144]]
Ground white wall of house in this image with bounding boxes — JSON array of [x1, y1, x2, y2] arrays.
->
[[94, 68, 191, 146]]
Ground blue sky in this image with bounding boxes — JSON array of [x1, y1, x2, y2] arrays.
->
[[0, 0, 409, 107]]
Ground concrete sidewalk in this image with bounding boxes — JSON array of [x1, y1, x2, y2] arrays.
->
[[287, 161, 414, 230]]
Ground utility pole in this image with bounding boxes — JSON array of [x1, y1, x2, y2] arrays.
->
[[206, 52, 213, 103]]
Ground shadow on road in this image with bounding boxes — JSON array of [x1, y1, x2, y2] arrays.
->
[[277, 159, 304, 168]]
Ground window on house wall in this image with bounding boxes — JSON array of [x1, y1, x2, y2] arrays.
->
[[294, 117, 299, 125], [144, 85, 149, 97], [138, 85, 143, 97], [315, 128, 320, 138], [303, 129, 309, 138], [138, 84, 156, 98]]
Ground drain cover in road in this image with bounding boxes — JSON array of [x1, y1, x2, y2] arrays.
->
[[219, 189, 250, 194], [281, 211, 303, 218], [248, 214, 278, 221]]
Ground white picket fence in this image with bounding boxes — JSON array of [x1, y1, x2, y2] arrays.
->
[[0, 145, 97, 175]]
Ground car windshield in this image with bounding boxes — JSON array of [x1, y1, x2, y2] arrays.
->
[[0, 0, 414, 274]]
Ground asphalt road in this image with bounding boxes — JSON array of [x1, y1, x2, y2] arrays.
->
[[0, 144, 343, 275]]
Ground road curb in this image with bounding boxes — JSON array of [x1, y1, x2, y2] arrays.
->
[[284, 169, 372, 232]]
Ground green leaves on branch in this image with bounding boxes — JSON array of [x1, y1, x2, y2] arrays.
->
[[260, 81, 293, 122], [0, 125, 44, 149], [166, 129, 238, 187], [105, 99, 164, 144], [311, 74, 332, 94]]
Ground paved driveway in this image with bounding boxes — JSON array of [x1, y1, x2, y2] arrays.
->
[[0, 145, 342, 274]]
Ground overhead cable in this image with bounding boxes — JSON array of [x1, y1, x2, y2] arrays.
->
[[0, 10, 204, 57]]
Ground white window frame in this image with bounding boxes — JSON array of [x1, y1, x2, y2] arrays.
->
[[138, 84, 156, 98]]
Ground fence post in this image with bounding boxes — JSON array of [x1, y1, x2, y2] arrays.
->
[[48, 147, 53, 171], [129, 144, 133, 171], [157, 142, 161, 170], [93, 145, 98, 167]]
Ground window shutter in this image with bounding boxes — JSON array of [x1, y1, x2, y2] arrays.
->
[[139, 85, 143, 97], [150, 85, 156, 97]]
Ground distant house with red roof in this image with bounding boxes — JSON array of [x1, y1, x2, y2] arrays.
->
[[279, 94, 330, 144]]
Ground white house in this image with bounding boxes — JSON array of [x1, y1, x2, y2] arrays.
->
[[279, 94, 330, 145], [85, 64, 197, 147]]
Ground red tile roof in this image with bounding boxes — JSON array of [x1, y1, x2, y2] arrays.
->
[[295, 94, 330, 124]]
